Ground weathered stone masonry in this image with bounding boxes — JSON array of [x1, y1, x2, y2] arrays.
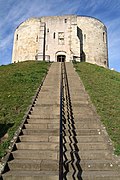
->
[[12, 15, 108, 68]]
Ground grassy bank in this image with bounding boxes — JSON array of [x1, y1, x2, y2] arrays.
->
[[74, 62, 120, 155], [0, 61, 50, 158]]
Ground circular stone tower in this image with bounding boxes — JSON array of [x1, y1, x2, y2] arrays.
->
[[77, 16, 108, 67], [12, 15, 108, 68]]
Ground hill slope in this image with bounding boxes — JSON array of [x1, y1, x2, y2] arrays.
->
[[0, 61, 50, 158], [0, 61, 120, 158], [74, 62, 120, 155]]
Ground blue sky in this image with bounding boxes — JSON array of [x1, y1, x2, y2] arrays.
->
[[0, 0, 120, 72]]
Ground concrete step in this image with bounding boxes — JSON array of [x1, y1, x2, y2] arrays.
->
[[64, 142, 108, 151], [62, 128, 101, 136], [82, 171, 120, 180], [72, 100, 89, 105], [24, 124, 48, 129], [69, 96, 89, 102], [40, 86, 59, 90], [2, 170, 58, 180], [73, 117, 99, 122], [31, 106, 59, 113], [24, 123, 59, 129], [63, 135, 104, 143], [62, 142, 108, 150], [73, 112, 95, 117], [40, 82, 58, 87], [33, 104, 60, 108], [31, 110, 59, 116], [63, 150, 113, 160], [63, 159, 120, 171], [16, 142, 59, 150], [29, 114, 60, 119], [65, 171, 120, 180], [8, 159, 59, 171], [63, 122, 100, 128], [73, 114, 98, 119], [27, 118, 59, 124], [12, 150, 59, 160], [35, 99, 60, 105], [37, 94, 59, 98], [22, 129, 59, 136], [72, 105, 94, 112], [66, 90, 88, 95], [19, 135, 59, 143], [81, 160, 120, 171], [36, 96, 59, 100]]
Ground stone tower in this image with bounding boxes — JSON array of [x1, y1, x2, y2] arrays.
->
[[12, 15, 108, 67]]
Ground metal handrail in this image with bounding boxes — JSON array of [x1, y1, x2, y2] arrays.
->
[[59, 62, 71, 179], [59, 62, 63, 180]]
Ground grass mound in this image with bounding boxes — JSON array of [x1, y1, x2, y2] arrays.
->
[[0, 61, 50, 158], [74, 62, 120, 155]]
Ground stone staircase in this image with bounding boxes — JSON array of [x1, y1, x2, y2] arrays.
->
[[62, 63, 120, 179], [1, 62, 120, 180], [2, 63, 61, 180]]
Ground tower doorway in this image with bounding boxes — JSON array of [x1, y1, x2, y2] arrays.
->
[[57, 55, 66, 62]]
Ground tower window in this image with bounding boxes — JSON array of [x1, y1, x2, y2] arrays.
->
[[47, 28, 49, 33], [104, 61, 106, 65], [46, 45, 48, 51], [58, 32, 64, 45], [84, 34, 86, 40], [36, 36, 38, 42], [53, 32, 55, 39], [103, 32, 106, 42], [64, 19, 67, 23], [16, 34, 18, 40]]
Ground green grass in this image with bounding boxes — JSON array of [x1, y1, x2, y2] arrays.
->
[[74, 62, 120, 155], [0, 61, 50, 158]]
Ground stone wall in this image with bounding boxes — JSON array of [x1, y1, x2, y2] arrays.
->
[[12, 18, 40, 62], [77, 16, 108, 67]]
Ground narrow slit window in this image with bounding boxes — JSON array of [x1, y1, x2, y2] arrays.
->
[[36, 36, 38, 42], [16, 34, 18, 40], [84, 34, 86, 40], [46, 45, 48, 51], [53, 32, 55, 39], [103, 32, 105, 42], [104, 61, 106, 65], [47, 28, 49, 33]]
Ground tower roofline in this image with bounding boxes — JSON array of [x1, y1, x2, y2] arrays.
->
[[77, 14, 107, 29], [16, 14, 106, 30], [38, 14, 106, 27]]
